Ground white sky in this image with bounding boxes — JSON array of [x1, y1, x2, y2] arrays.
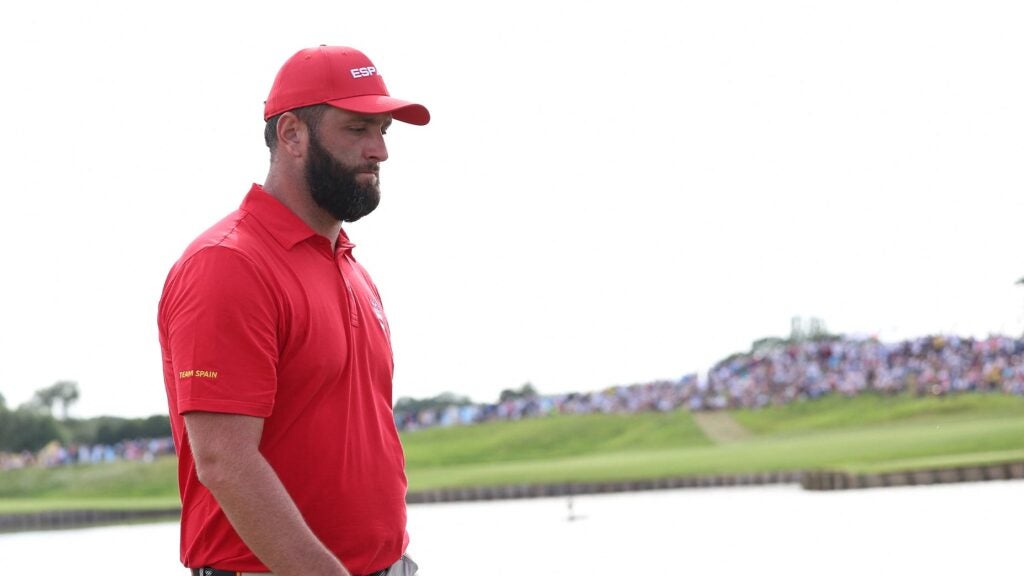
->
[[1, 1, 1023, 418]]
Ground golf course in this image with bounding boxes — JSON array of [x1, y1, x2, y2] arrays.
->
[[1, 391, 1023, 518]]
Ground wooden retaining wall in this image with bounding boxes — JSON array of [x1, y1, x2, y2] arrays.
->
[[3, 462, 1022, 531], [409, 461, 1024, 503], [800, 461, 1024, 491], [406, 471, 804, 504], [0, 507, 180, 533]]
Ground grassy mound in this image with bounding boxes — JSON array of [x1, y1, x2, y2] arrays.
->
[[401, 410, 711, 466], [403, 392, 1024, 490]]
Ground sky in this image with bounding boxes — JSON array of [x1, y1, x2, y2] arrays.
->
[[1, 0, 1023, 418]]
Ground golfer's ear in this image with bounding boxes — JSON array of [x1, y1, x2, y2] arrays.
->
[[276, 112, 308, 159]]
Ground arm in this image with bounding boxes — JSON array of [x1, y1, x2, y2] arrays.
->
[[185, 411, 351, 576]]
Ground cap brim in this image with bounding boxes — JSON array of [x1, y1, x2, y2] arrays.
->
[[326, 95, 430, 126]]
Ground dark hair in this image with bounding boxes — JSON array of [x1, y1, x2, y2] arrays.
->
[[264, 104, 329, 152]]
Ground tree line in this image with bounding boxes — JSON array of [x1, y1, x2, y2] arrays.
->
[[4, 379, 540, 455], [0, 382, 171, 454], [394, 382, 539, 418]]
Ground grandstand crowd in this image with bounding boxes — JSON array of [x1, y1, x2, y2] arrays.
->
[[394, 333, 1024, 431], [0, 437, 175, 471], [4, 333, 1024, 469]]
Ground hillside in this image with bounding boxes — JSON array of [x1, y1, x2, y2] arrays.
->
[[404, 392, 1024, 490]]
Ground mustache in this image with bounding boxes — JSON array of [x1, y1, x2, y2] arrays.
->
[[357, 163, 380, 175]]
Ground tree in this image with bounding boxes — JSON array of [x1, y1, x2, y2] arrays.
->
[[0, 407, 63, 452], [790, 316, 834, 342], [394, 392, 472, 414], [30, 380, 80, 420], [62, 414, 173, 445], [24, 392, 55, 416], [499, 382, 539, 403], [52, 381, 80, 420], [140, 414, 172, 438]]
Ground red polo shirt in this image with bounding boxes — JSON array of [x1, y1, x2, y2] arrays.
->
[[158, 184, 408, 574]]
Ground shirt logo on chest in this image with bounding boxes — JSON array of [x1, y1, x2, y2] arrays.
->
[[368, 294, 388, 331]]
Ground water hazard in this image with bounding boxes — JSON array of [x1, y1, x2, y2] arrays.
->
[[1, 481, 1018, 575]]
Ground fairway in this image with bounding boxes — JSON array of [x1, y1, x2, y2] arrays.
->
[[405, 410, 1024, 490], [403, 393, 1024, 490]]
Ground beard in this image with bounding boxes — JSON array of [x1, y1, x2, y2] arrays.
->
[[304, 131, 381, 223]]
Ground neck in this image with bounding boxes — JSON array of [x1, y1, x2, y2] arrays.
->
[[263, 172, 343, 250]]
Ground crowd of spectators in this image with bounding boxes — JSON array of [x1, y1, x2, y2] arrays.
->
[[395, 333, 1024, 432], [0, 437, 175, 471], [5, 333, 1023, 467], [701, 333, 1024, 409]]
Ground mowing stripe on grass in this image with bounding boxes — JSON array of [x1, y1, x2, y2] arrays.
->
[[692, 411, 752, 443]]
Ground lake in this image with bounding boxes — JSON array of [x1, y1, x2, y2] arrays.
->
[[1, 481, 1019, 574]]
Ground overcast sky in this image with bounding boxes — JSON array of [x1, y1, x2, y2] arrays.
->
[[2, 0, 1023, 418]]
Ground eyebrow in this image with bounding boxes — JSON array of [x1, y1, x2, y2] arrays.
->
[[352, 114, 393, 129]]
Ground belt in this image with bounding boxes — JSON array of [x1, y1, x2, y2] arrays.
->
[[189, 565, 266, 569], [191, 568, 388, 576]]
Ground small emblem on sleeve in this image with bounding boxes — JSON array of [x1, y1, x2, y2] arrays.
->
[[178, 369, 219, 380]]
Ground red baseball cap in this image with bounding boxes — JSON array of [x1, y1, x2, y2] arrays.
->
[[264, 46, 430, 125]]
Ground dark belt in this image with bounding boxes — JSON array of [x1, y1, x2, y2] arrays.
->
[[191, 568, 388, 576]]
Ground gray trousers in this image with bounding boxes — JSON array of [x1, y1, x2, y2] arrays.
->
[[384, 555, 419, 576]]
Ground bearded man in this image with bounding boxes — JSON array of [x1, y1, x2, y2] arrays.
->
[[158, 46, 429, 576]]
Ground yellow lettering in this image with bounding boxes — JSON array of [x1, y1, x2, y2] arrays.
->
[[179, 369, 218, 380]]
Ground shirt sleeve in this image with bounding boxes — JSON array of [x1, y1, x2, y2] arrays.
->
[[159, 245, 279, 417]]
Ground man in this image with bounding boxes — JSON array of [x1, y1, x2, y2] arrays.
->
[[158, 46, 429, 576]]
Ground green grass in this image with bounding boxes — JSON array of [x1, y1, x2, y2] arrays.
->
[[403, 392, 1024, 490], [0, 456, 180, 513], [2, 393, 1024, 514], [731, 391, 1024, 434], [405, 409, 1024, 490], [0, 456, 179, 499], [400, 410, 711, 466]]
